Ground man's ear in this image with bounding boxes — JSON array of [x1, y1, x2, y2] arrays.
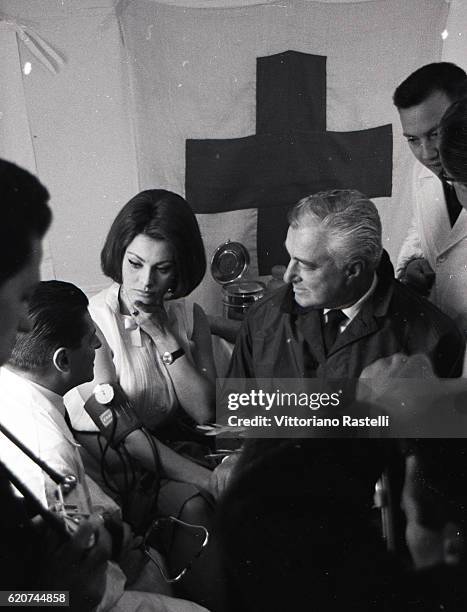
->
[[345, 259, 363, 280], [442, 522, 464, 566], [52, 347, 70, 374]]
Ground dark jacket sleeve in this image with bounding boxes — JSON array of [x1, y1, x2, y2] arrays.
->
[[226, 315, 256, 380], [433, 324, 465, 377]]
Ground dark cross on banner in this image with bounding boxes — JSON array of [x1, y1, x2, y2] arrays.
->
[[186, 50, 392, 274]]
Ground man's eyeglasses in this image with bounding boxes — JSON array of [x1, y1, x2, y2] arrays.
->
[[141, 516, 209, 582]]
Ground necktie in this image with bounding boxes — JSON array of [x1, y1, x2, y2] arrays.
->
[[442, 179, 463, 227], [63, 409, 75, 434], [323, 309, 347, 354]]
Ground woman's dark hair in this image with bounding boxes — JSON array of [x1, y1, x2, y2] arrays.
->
[[101, 190, 206, 298], [0, 160, 52, 285], [439, 98, 467, 183]]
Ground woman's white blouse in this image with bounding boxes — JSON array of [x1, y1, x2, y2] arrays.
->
[[88, 283, 195, 429]]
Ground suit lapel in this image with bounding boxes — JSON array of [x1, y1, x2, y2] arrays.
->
[[328, 260, 394, 356], [330, 308, 379, 355], [297, 309, 326, 364]]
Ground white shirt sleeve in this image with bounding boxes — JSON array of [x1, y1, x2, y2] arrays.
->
[[395, 210, 424, 277]]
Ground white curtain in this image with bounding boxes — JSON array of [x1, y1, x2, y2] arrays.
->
[[117, 0, 395, 10], [119, 0, 451, 314], [0, 20, 56, 279], [442, 0, 467, 64]]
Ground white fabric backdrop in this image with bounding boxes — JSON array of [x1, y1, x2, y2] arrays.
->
[[0, 0, 139, 296], [442, 0, 467, 63], [0, 20, 55, 279], [120, 0, 450, 314], [2, 1, 462, 309], [117, 0, 408, 9]]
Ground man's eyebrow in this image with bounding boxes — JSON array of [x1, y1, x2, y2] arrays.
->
[[403, 126, 439, 138], [286, 253, 316, 266], [283, 241, 315, 266], [295, 257, 315, 266]]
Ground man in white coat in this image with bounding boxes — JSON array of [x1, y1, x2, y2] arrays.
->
[[0, 280, 208, 612], [394, 64, 467, 342]]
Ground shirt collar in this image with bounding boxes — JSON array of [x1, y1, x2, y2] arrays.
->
[[280, 273, 377, 320], [27, 379, 66, 417], [105, 282, 183, 347], [1, 368, 77, 445], [418, 160, 440, 181], [106, 283, 143, 346], [29, 380, 78, 445], [324, 273, 378, 323], [105, 282, 121, 313]]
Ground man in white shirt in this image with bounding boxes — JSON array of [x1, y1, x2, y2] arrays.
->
[[0, 159, 112, 609], [393, 62, 467, 324], [0, 279, 207, 612], [0, 283, 104, 516]]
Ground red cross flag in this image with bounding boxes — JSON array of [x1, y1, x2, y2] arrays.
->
[[120, 0, 449, 314]]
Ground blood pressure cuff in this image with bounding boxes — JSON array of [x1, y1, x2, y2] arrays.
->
[[84, 386, 142, 449]]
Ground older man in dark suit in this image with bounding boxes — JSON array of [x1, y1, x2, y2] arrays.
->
[[227, 189, 464, 380]]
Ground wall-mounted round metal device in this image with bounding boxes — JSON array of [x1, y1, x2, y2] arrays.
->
[[211, 241, 264, 320], [210, 240, 250, 285]]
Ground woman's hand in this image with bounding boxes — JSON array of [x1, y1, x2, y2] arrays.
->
[[121, 284, 173, 339], [132, 299, 170, 338], [127, 296, 215, 424]]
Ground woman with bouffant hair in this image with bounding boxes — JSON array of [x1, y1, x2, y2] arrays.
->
[[88, 189, 215, 432], [101, 190, 206, 299], [65, 191, 226, 610]]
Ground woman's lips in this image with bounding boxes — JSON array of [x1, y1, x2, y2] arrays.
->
[[133, 290, 160, 301]]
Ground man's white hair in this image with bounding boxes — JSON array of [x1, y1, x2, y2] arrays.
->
[[288, 189, 383, 271]]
